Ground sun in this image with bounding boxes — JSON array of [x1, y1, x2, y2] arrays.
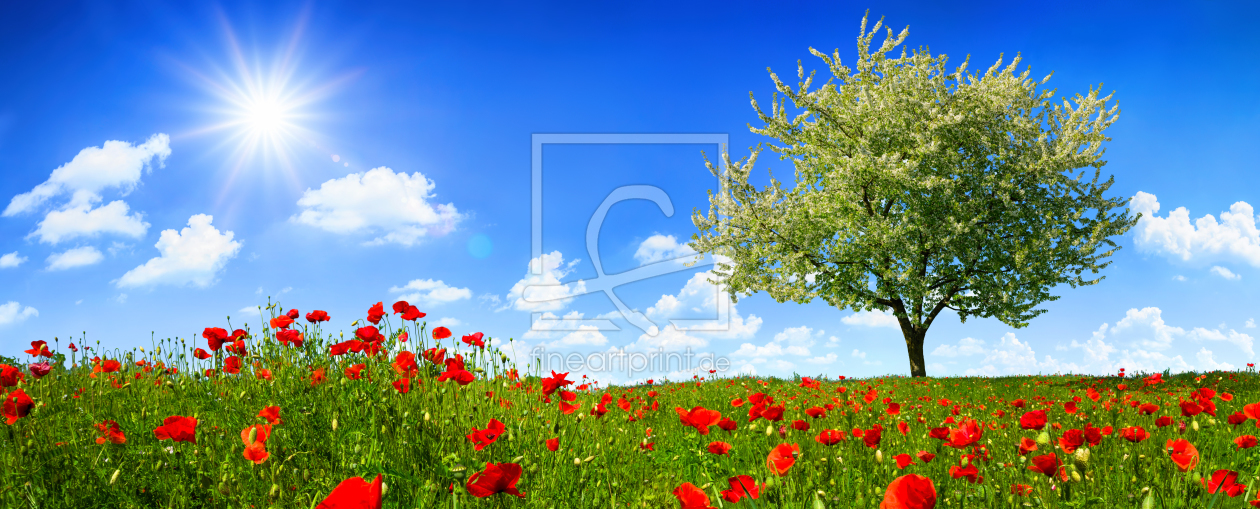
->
[[242, 95, 289, 135]]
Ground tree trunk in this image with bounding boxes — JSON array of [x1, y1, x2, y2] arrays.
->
[[904, 328, 927, 377]]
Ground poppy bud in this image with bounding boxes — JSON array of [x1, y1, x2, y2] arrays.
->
[[1141, 491, 1156, 509], [573, 458, 581, 465], [1191, 471, 1201, 484], [765, 425, 774, 436], [1036, 431, 1051, 446], [303, 469, 310, 481], [699, 483, 712, 490], [269, 484, 280, 497], [450, 464, 467, 479], [875, 450, 883, 463], [512, 455, 524, 463], [381, 483, 388, 496], [248, 427, 259, 444], [813, 493, 827, 509], [424, 412, 431, 422], [332, 419, 338, 431], [110, 469, 121, 485], [583, 455, 595, 463], [1073, 447, 1090, 467], [1190, 420, 1199, 432], [1071, 470, 1082, 482]]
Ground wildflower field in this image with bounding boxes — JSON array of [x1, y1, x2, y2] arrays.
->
[[3, 301, 1260, 508]]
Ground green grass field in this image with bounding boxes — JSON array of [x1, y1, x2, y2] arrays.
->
[[3, 302, 1259, 508]]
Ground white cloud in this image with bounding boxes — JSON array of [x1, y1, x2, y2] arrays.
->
[[1210, 266, 1241, 280], [522, 311, 587, 339], [1105, 306, 1255, 357], [804, 353, 839, 365], [292, 167, 462, 246], [643, 269, 762, 339], [239, 306, 262, 315], [825, 336, 841, 347], [116, 214, 241, 288], [1172, 275, 1187, 282], [31, 200, 148, 244], [930, 337, 987, 357], [505, 251, 587, 312], [432, 317, 462, 327], [3, 134, 170, 216], [726, 326, 820, 364], [851, 349, 867, 359], [390, 278, 472, 306], [634, 234, 700, 265], [46, 246, 104, 270], [1130, 192, 1260, 267], [0, 301, 38, 325], [1247, 318, 1256, 329], [1196, 347, 1235, 371], [631, 325, 709, 351], [546, 325, 609, 348], [0, 252, 27, 268], [841, 309, 900, 328]]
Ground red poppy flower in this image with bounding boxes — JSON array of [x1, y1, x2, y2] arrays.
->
[[24, 340, 53, 358], [462, 332, 486, 349], [1166, 439, 1199, 472], [286, 308, 300, 320], [731, 398, 745, 407], [277, 329, 304, 347], [640, 441, 655, 451], [1139, 403, 1159, 415], [672, 482, 714, 509], [437, 366, 475, 386], [761, 404, 786, 422], [1202, 469, 1246, 497], [1180, 401, 1203, 417], [893, 454, 915, 469], [385, 378, 407, 394], [224, 340, 248, 356], [316, 474, 382, 509], [3, 389, 34, 424], [202, 327, 230, 351], [676, 406, 723, 435], [68, 342, 78, 352], [719, 475, 762, 503], [766, 443, 800, 476], [791, 419, 810, 431], [390, 351, 419, 378], [258, 405, 282, 425], [355, 326, 383, 342], [1155, 416, 1174, 428], [467, 419, 506, 451], [949, 463, 982, 484], [218, 356, 239, 375], [863, 426, 883, 449], [541, 371, 574, 395], [916, 451, 935, 463], [886, 402, 901, 415], [546, 437, 559, 451], [815, 429, 845, 446], [270, 315, 293, 330], [366, 302, 385, 325], [401, 306, 425, 321], [466, 462, 526, 498], [153, 415, 197, 443], [1019, 410, 1047, 430], [1242, 402, 1260, 421], [432, 326, 452, 340], [1017, 436, 1038, 455], [1058, 429, 1085, 454], [1027, 453, 1060, 477], [1011, 484, 1033, 496], [241, 424, 272, 464], [1235, 435, 1259, 449], [1121, 426, 1149, 443], [310, 368, 327, 386], [805, 406, 826, 419], [344, 364, 367, 380], [94, 420, 126, 444], [881, 474, 937, 509], [945, 419, 983, 449], [422, 347, 447, 365], [707, 441, 733, 455], [306, 310, 330, 323], [717, 418, 738, 432], [1227, 412, 1248, 426], [193, 348, 211, 360], [392, 300, 410, 314]]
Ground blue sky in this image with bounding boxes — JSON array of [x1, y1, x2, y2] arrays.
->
[[1, 1, 1258, 383]]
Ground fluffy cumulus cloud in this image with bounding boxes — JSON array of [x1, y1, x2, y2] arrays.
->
[[292, 167, 462, 246], [389, 279, 472, 307], [46, 246, 104, 270], [642, 270, 762, 339], [545, 325, 609, 348], [0, 252, 27, 269], [4, 134, 170, 216], [0, 301, 38, 325], [1130, 192, 1260, 267], [1210, 266, 1241, 280], [928, 306, 1253, 375], [504, 251, 587, 312], [5, 134, 168, 247], [634, 234, 700, 265], [32, 200, 148, 244], [841, 309, 900, 328], [116, 214, 241, 288], [730, 325, 819, 361]]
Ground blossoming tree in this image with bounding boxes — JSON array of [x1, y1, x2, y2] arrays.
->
[[690, 14, 1137, 377]]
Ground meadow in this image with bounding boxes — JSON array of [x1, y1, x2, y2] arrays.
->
[[3, 300, 1260, 508]]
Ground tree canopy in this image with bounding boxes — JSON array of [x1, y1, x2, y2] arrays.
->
[[689, 15, 1138, 377]]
